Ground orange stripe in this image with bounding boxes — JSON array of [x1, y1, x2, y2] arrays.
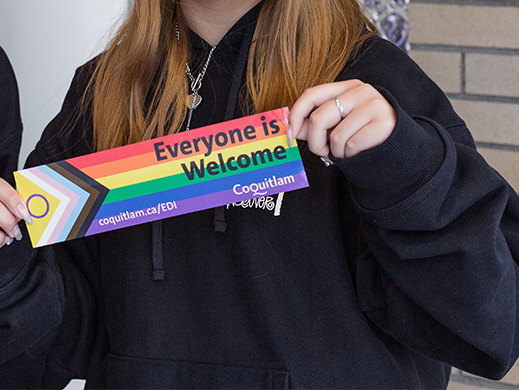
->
[[69, 108, 289, 171], [80, 151, 159, 179]]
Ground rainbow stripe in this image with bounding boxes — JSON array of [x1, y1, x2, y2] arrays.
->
[[14, 107, 309, 247]]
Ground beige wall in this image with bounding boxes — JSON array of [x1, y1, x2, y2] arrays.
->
[[409, 1, 519, 387], [408, 0, 519, 192]]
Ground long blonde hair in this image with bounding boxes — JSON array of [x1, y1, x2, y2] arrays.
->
[[87, 0, 377, 151]]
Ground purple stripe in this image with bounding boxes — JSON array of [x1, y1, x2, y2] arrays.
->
[[85, 173, 308, 236]]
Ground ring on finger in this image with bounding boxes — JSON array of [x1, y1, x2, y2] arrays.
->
[[332, 96, 346, 120]]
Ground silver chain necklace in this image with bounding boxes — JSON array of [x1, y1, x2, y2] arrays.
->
[[176, 23, 217, 131]]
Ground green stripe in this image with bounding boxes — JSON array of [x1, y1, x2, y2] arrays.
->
[[103, 146, 302, 204]]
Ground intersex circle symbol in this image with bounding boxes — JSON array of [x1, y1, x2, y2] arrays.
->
[[26, 194, 50, 219]]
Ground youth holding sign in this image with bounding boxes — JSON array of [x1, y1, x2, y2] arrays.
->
[[1, 0, 519, 389]]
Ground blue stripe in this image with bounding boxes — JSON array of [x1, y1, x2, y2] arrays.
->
[[94, 160, 307, 219]]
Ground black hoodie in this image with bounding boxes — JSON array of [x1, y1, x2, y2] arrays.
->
[[0, 47, 22, 187], [1, 4, 519, 389]]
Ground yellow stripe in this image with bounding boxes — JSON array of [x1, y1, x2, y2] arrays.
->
[[97, 135, 294, 189]]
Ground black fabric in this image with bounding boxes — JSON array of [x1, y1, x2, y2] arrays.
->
[[105, 353, 289, 389], [2, 3, 519, 389], [152, 221, 165, 281], [0, 46, 22, 187]]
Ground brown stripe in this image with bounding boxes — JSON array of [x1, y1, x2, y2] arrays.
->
[[48, 162, 101, 240]]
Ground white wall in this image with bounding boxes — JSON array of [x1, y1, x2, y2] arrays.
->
[[0, 2, 127, 388], [0, 0, 128, 167]]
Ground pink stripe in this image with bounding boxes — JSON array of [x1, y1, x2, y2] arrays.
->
[[30, 168, 80, 243]]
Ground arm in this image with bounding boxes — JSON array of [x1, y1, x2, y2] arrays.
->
[[341, 96, 519, 380], [0, 64, 98, 387], [289, 79, 519, 379], [0, 231, 98, 388]]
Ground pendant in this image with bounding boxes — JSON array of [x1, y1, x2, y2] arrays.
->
[[186, 94, 202, 110]]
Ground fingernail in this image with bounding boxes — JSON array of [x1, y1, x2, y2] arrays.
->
[[287, 125, 293, 148], [12, 225, 23, 241], [17, 203, 33, 225], [4, 235, 14, 246]]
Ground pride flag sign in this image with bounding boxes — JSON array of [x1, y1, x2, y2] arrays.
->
[[14, 107, 309, 247]]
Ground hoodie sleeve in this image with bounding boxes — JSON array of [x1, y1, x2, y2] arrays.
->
[[335, 41, 519, 379], [0, 64, 98, 388], [0, 233, 98, 388]]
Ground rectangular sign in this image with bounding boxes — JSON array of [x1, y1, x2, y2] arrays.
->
[[14, 107, 309, 247]]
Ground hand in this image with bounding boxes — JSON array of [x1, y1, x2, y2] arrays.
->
[[288, 80, 397, 159], [0, 178, 32, 248]]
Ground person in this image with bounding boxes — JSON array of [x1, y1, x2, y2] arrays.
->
[[0, 47, 22, 193], [1, 0, 519, 388]]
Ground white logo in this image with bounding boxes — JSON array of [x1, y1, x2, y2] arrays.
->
[[227, 192, 285, 216]]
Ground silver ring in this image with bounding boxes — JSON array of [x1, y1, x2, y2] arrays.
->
[[332, 96, 345, 120]]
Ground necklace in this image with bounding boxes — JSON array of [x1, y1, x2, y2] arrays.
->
[[176, 23, 217, 131]]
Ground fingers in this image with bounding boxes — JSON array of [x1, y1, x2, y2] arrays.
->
[[288, 80, 396, 160], [330, 95, 396, 158], [288, 80, 363, 145], [0, 204, 22, 242], [0, 178, 32, 223], [0, 232, 14, 248], [0, 178, 33, 247]]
